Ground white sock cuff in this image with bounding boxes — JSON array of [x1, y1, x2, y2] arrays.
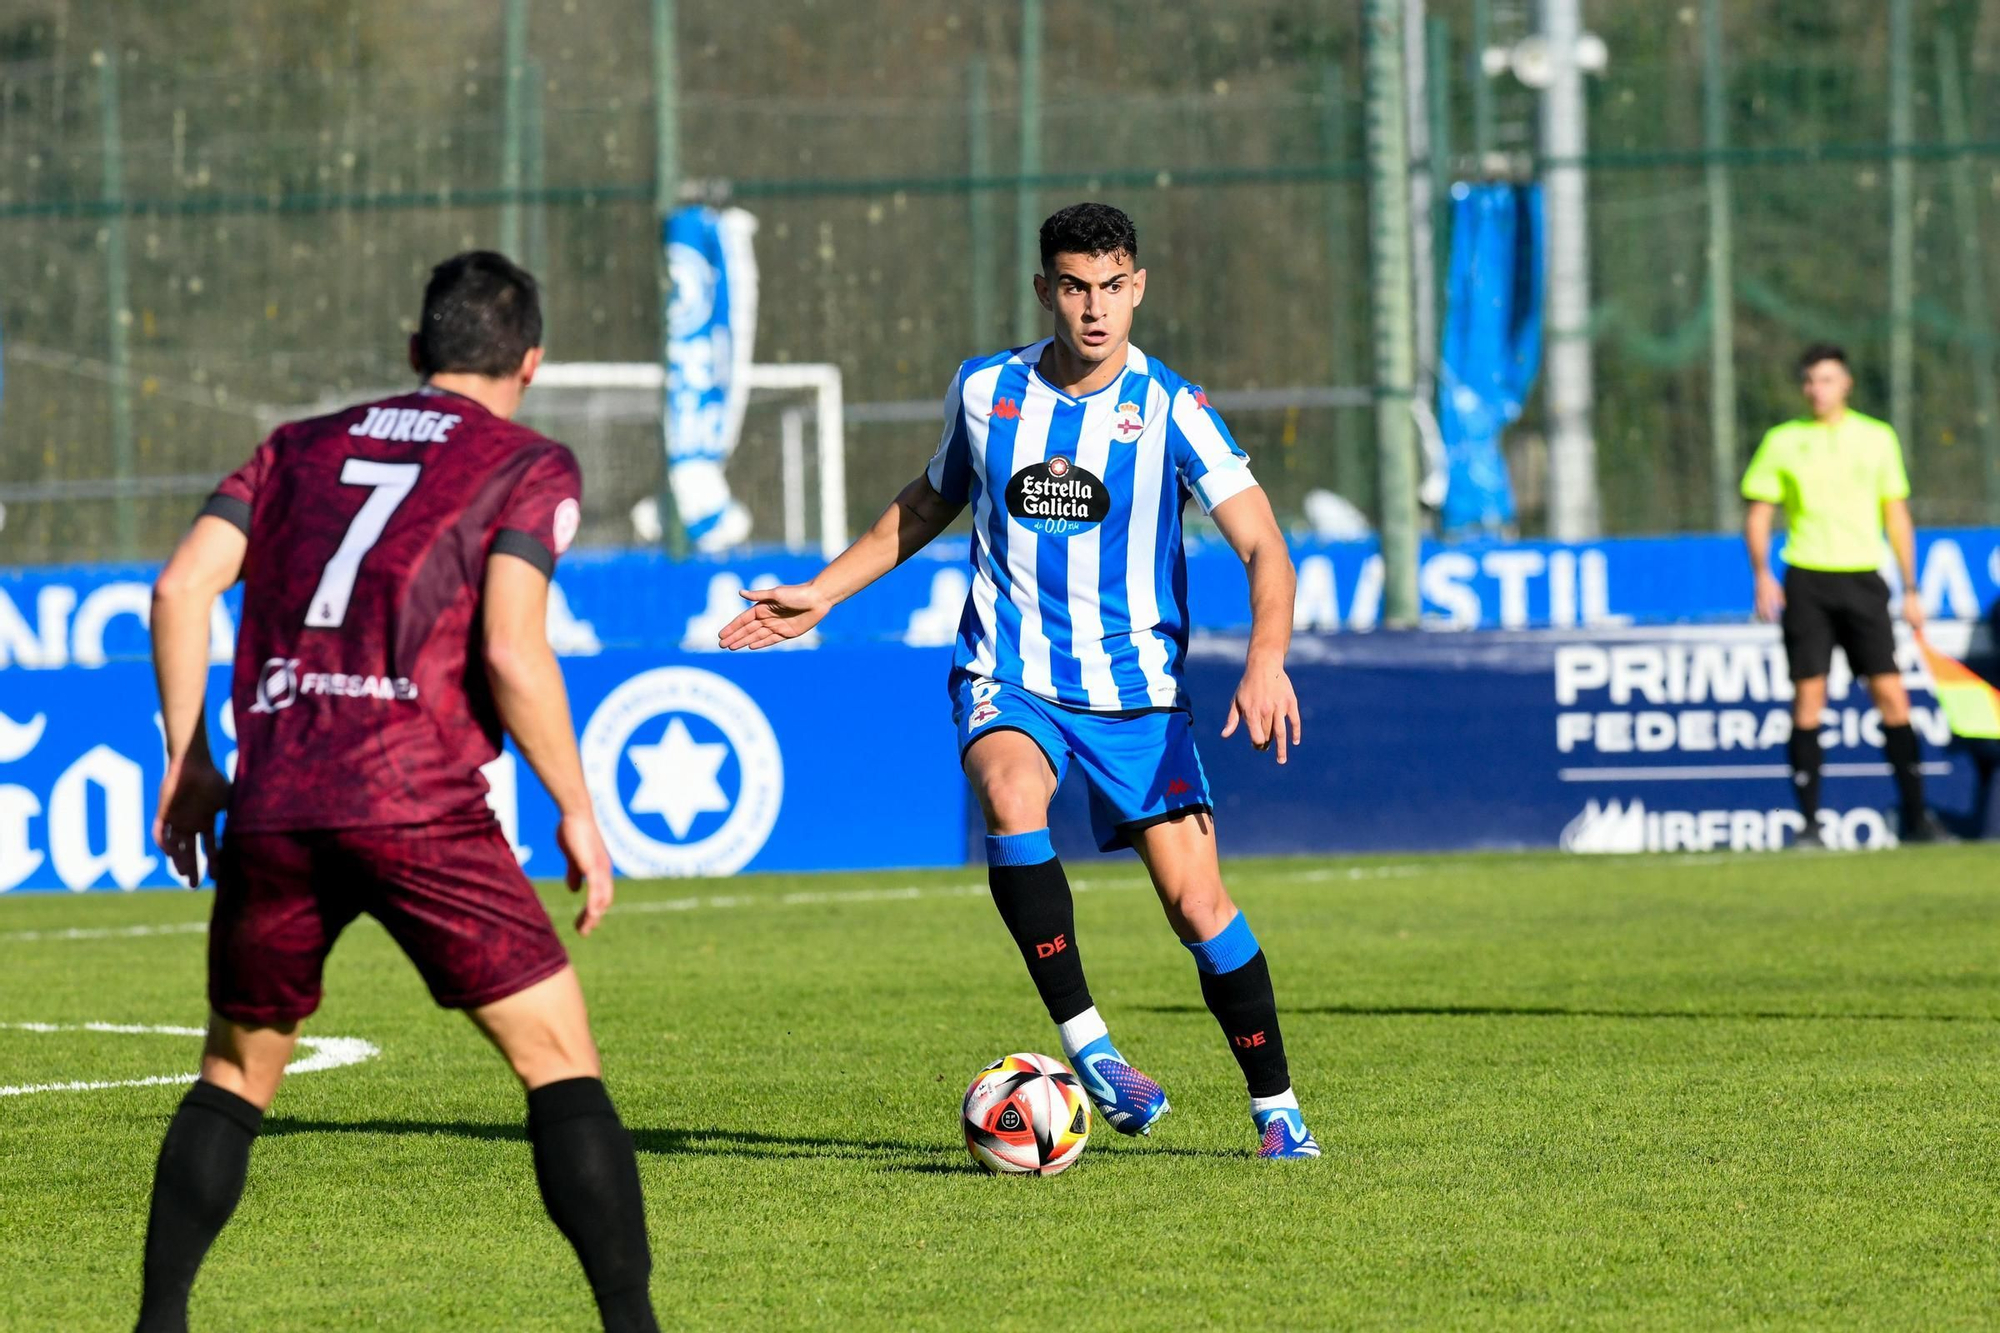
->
[[1057, 1006, 1109, 1061], [1250, 1087, 1299, 1117]]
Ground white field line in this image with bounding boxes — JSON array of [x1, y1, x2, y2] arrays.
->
[[0, 921, 210, 943], [0, 1022, 378, 1097], [618, 863, 1435, 915], [0, 861, 1483, 942]]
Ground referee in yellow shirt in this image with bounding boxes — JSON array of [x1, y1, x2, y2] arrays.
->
[[1742, 343, 1947, 847]]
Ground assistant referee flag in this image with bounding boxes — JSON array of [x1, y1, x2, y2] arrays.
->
[[1918, 638, 2000, 740]]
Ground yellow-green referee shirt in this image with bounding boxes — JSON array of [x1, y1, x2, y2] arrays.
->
[[1739, 411, 1910, 572]]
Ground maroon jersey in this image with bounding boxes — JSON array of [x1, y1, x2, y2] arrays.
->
[[203, 387, 582, 832]]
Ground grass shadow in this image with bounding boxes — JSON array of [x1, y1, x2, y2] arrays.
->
[[263, 1117, 956, 1162], [1136, 1003, 2000, 1023], [878, 1141, 1251, 1176]]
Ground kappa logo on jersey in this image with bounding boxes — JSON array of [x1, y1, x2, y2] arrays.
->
[[580, 666, 784, 876], [992, 397, 1021, 420], [1191, 386, 1211, 410], [249, 657, 300, 714], [1114, 401, 1145, 440], [1006, 458, 1112, 536]]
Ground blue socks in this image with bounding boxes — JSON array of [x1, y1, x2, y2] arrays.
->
[[1183, 910, 1262, 975]]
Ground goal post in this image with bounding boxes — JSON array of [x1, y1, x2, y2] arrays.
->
[[529, 360, 846, 558]]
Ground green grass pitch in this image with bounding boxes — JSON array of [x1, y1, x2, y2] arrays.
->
[[3, 848, 1998, 1330]]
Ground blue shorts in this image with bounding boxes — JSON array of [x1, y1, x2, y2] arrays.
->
[[951, 675, 1214, 852]]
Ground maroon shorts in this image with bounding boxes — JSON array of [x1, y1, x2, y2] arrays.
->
[[208, 818, 569, 1025]]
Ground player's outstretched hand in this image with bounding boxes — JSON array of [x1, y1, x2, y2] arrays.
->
[[558, 811, 615, 936], [1222, 664, 1303, 765], [153, 756, 230, 888], [718, 583, 831, 650]]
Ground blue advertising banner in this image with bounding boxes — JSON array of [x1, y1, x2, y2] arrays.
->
[[2, 535, 1994, 890], [3, 622, 1988, 891]]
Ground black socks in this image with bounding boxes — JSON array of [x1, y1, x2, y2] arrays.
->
[[985, 830, 1094, 1025], [135, 1077, 656, 1333], [526, 1077, 658, 1333], [1787, 724, 1823, 824], [1796, 718, 1929, 828], [1883, 722, 1927, 826], [135, 1081, 264, 1333], [1185, 914, 1292, 1098]]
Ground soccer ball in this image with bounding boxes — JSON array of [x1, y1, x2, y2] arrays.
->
[[961, 1052, 1091, 1176]]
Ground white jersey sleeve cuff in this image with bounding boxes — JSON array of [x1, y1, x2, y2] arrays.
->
[[1192, 462, 1258, 514]]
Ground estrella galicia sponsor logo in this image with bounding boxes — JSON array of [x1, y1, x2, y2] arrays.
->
[[580, 666, 783, 876], [249, 658, 300, 714], [1006, 456, 1111, 537]]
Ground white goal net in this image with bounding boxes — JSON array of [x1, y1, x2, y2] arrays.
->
[[520, 361, 846, 557]]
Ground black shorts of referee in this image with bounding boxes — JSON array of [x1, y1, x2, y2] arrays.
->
[[1780, 566, 1898, 682]]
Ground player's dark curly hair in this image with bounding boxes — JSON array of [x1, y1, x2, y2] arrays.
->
[[1797, 341, 1848, 377], [415, 250, 543, 378], [1039, 202, 1138, 272]]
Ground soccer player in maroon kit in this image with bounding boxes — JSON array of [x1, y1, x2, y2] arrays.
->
[[136, 253, 658, 1333]]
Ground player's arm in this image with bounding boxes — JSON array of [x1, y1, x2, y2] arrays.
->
[[1211, 486, 1302, 765], [1744, 501, 1785, 623], [1884, 496, 1922, 633], [150, 515, 246, 885], [482, 553, 615, 935], [1740, 430, 1786, 624], [1879, 433, 1921, 633], [718, 473, 964, 650]]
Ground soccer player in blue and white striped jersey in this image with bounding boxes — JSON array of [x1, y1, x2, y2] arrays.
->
[[721, 203, 1316, 1159]]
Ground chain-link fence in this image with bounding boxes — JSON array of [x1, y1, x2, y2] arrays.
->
[[1, 0, 1995, 565]]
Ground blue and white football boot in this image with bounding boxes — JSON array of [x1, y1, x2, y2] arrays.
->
[[1254, 1106, 1322, 1160], [1071, 1034, 1171, 1136]]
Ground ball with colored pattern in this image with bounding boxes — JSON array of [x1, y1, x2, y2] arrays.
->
[[961, 1052, 1091, 1176]]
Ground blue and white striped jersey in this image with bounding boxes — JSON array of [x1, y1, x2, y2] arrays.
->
[[925, 339, 1258, 712]]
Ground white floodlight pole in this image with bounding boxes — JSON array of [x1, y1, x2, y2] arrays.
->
[[1540, 0, 1599, 540]]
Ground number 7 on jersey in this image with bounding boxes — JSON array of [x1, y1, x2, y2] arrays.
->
[[305, 459, 423, 628]]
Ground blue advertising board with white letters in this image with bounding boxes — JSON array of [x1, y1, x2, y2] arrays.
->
[[0, 531, 1994, 890], [0, 645, 966, 892]]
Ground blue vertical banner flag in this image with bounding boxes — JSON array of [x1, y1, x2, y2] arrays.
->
[[664, 205, 759, 551], [1438, 183, 1544, 536]]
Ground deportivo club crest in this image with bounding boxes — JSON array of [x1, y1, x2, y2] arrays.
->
[[1114, 401, 1144, 440]]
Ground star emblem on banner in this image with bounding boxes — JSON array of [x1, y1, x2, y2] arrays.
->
[[626, 717, 731, 839]]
